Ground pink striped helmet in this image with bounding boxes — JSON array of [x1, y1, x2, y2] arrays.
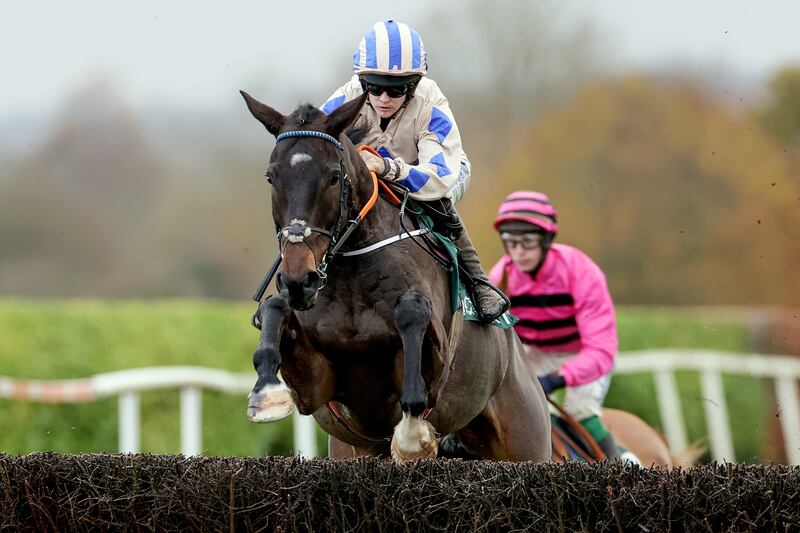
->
[[493, 191, 558, 235]]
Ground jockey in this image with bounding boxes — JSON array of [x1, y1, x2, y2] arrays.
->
[[488, 190, 623, 460], [320, 19, 508, 323]]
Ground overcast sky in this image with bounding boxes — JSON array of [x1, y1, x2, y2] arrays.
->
[[2, 1, 800, 122]]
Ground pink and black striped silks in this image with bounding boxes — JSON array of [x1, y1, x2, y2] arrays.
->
[[489, 243, 617, 387]]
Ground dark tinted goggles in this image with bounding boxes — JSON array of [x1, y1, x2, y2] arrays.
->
[[362, 83, 410, 98]]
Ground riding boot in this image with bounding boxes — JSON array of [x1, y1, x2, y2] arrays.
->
[[441, 204, 509, 323], [597, 433, 621, 461], [417, 198, 509, 323]]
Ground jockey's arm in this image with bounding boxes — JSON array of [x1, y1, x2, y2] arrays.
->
[[559, 256, 618, 387], [382, 99, 463, 201], [321, 78, 465, 202]]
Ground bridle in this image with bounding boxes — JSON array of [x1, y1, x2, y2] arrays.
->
[[273, 130, 378, 291]]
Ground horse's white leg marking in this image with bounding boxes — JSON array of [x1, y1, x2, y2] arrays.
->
[[247, 381, 294, 423], [290, 153, 312, 166], [391, 412, 438, 461]]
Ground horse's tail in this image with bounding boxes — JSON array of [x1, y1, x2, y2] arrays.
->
[[670, 438, 707, 467]]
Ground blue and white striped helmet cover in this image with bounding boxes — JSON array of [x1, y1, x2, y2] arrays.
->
[[353, 20, 428, 76]]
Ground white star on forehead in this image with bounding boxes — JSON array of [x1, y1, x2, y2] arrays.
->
[[290, 153, 312, 167]]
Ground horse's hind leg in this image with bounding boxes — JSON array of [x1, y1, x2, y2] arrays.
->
[[489, 367, 551, 461], [390, 291, 438, 461], [467, 355, 551, 461], [247, 296, 294, 423]]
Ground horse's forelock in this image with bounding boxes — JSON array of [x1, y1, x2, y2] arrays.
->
[[288, 103, 325, 129]]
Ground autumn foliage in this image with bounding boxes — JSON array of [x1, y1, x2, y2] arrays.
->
[[466, 76, 800, 305], [1, 73, 799, 306]]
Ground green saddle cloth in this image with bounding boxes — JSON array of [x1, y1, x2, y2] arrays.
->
[[416, 211, 518, 330]]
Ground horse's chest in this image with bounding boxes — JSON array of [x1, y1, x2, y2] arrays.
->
[[305, 305, 396, 353]]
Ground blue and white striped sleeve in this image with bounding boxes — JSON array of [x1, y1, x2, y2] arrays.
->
[[393, 100, 463, 201], [320, 89, 348, 115]]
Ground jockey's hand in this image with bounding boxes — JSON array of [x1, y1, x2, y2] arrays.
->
[[538, 373, 566, 395], [359, 151, 389, 177]]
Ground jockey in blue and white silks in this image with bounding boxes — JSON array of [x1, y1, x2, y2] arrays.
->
[[321, 19, 469, 203], [320, 19, 508, 323]]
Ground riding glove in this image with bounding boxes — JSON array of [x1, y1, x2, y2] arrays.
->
[[538, 373, 566, 395]]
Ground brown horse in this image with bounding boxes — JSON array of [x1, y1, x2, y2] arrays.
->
[[604, 408, 705, 467], [240, 91, 551, 461], [602, 408, 673, 466]]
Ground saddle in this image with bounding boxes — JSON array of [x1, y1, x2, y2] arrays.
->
[[548, 398, 606, 462]]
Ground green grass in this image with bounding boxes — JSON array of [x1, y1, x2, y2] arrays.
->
[[0, 300, 763, 461], [0, 299, 291, 456]]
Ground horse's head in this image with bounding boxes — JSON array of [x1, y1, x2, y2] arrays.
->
[[241, 91, 367, 310]]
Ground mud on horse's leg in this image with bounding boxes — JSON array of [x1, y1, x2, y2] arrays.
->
[[391, 291, 438, 461], [247, 296, 294, 423]]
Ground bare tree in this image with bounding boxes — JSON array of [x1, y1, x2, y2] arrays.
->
[[420, 0, 605, 132]]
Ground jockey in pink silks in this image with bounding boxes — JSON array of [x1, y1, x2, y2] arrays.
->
[[489, 190, 622, 460]]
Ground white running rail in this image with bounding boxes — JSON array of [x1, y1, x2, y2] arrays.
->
[[616, 350, 800, 464], [0, 366, 318, 458], [1, 350, 798, 463]]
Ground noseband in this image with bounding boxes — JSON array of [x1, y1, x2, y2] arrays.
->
[[273, 130, 378, 290]]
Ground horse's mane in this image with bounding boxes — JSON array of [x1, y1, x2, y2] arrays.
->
[[345, 124, 369, 145]]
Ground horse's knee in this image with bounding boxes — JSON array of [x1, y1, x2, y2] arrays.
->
[[252, 295, 293, 385], [394, 291, 431, 331], [264, 294, 291, 318]]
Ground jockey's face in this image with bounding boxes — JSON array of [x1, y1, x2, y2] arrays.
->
[[368, 90, 406, 118], [502, 232, 543, 272]]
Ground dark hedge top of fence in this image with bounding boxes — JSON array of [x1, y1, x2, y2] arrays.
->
[[1, 453, 798, 532]]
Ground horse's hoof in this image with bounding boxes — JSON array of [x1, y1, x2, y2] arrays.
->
[[390, 414, 438, 461], [247, 384, 294, 423]]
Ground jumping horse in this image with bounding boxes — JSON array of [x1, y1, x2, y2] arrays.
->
[[240, 91, 551, 461]]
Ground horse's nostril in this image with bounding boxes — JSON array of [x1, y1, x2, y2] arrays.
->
[[303, 271, 320, 289], [276, 273, 286, 292]]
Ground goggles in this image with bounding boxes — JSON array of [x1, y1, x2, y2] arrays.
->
[[501, 232, 542, 251], [361, 82, 411, 99]]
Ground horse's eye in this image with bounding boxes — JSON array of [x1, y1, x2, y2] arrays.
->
[[329, 172, 341, 186], [264, 173, 273, 185]]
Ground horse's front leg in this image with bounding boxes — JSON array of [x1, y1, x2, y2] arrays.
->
[[391, 291, 438, 460], [247, 295, 294, 422]]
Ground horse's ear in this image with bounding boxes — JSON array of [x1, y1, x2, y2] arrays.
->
[[240, 91, 285, 136], [324, 93, 368, 139]]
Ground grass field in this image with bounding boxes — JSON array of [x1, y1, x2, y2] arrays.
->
[[0, 299, 764, 460]]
